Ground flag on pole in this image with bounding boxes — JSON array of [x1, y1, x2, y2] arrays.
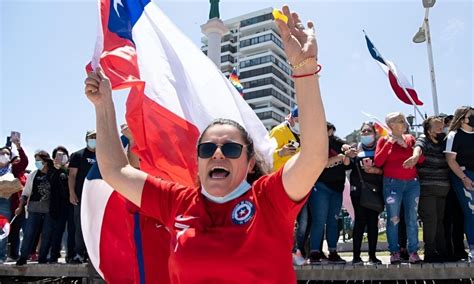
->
[[374, 121, 390, 137], [229, 67, 244, 96], [84, 0, 275, 282], [361, 111, 391, 137], [364, 34, 423, 106]]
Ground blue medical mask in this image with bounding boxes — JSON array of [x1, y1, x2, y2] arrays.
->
[[87, 139, 96, 149], [35, 161, 44, 171], [360, 135, 375, 146]]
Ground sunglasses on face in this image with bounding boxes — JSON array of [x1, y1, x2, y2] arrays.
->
[[361, 129, 374, 134], [197, 142, 247, 159]]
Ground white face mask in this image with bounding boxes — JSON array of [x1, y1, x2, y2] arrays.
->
[[0, 154, 9, 165], [61, 155, 69, 165], [201, 180, 251, 204], [289, 122, 300, 135]]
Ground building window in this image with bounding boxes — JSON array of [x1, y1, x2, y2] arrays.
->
[[244, 88, 291, 106], [240, 13, 273, 28], [221, 54, 235, 63], [255, 111, 284, 122], [221, 44, 237, 53], [240, 33, 284, 50], [240, 54, 291, 76]]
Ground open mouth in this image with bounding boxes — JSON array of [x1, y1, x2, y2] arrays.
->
[[209, 167, 230, 179]]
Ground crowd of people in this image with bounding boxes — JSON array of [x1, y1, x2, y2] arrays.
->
[[282, 106, 474, 265], [0, 5, 472, 284], [1, 107, 472, 268], [0, 130, 99, 265]]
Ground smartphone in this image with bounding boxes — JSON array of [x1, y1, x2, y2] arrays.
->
[[5, 136, 11, 148], [10, 131, 21, 143], [288, 140, 299, 149], [362, 158, 373, 168]]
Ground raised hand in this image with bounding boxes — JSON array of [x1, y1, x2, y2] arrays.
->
[[84, 66, 112, 106], [274, 5, 318, 75]]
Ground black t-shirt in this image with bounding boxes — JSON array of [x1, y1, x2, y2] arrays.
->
[[445, 129, 474, 171], [69, 148, 96, 198], [415, 135, 450, 187], [317, 136, 349, 192]]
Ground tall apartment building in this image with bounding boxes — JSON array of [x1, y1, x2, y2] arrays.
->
[[201, 8, 296, 130]]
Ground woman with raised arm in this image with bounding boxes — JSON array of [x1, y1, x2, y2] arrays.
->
[[84, 5, 327, 283]]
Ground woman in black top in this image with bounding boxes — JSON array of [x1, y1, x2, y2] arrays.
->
[[410, 116, 450, 262], [15, 151, 61, 265], [445, 106, 474, 261], [349, 122, 383, 265]]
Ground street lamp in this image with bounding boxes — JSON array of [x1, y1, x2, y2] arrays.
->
[[412, 0, 439, 116]]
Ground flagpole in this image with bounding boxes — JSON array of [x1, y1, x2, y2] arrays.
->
[[364, 30, 425, 118]]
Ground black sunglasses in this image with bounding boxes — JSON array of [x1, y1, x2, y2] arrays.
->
[[197, 142, 247, 159]]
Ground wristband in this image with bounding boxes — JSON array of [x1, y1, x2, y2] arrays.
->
[[291, 64, 322, 79]]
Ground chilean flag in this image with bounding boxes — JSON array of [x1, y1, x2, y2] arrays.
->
[[83, 0, 274, 282], [82, 136, 171, 284], [365, 34, 423, 106]]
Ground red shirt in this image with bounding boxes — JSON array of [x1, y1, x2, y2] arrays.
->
[[374, 135, 424, 180], [140, 168, 304, 284]]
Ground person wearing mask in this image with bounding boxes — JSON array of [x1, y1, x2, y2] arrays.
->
[[349, 122, 383, 265], [15, 151, 61, 265], [309, 122, 350, 264], [6, 137, 29, 261], [269, 106, 308, 265], [0, 146, 17, 263], [443, 114, 468, 261], [83, 6, 328, 281], [445, 106, 474, 262], [48, 146, 75, 263], [68, 131, 97, 263], [374, 112, 424, 264], [410, 116, 450, 262]]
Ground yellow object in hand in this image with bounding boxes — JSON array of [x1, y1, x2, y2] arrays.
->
[[272, 9, 288, 24]]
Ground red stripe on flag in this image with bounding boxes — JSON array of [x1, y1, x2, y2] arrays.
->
[[99, 192, 139, 283], [126, 87, 200, 187], [388, 71, 423, 106]]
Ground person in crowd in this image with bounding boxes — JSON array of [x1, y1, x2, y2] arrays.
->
[[68, 131, 96, 263], [15, 151, 61, 265], [270, 106, 309, 265], [83, 5, 328, 282], [445, 106, 474, 262], [309, 122, 350, 264], [0, 146, 15, 263], [374, 112, 424, 264], [7, 137, 28, 261], [410, 116, 450, 262], [443, 114, 468, 261], [349, 122, 383, 265], [48, 146, 75, 263]]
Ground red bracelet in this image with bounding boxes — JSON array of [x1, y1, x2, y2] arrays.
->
[[291, 64, 322, 79]]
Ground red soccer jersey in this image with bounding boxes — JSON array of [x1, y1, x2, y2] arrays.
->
[[140, 168, 305, 284]]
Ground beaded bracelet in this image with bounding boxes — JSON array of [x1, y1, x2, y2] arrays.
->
[[291, 64, 322, 79]]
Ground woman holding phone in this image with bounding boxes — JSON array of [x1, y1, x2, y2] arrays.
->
[[349, 122, 383, 265]]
